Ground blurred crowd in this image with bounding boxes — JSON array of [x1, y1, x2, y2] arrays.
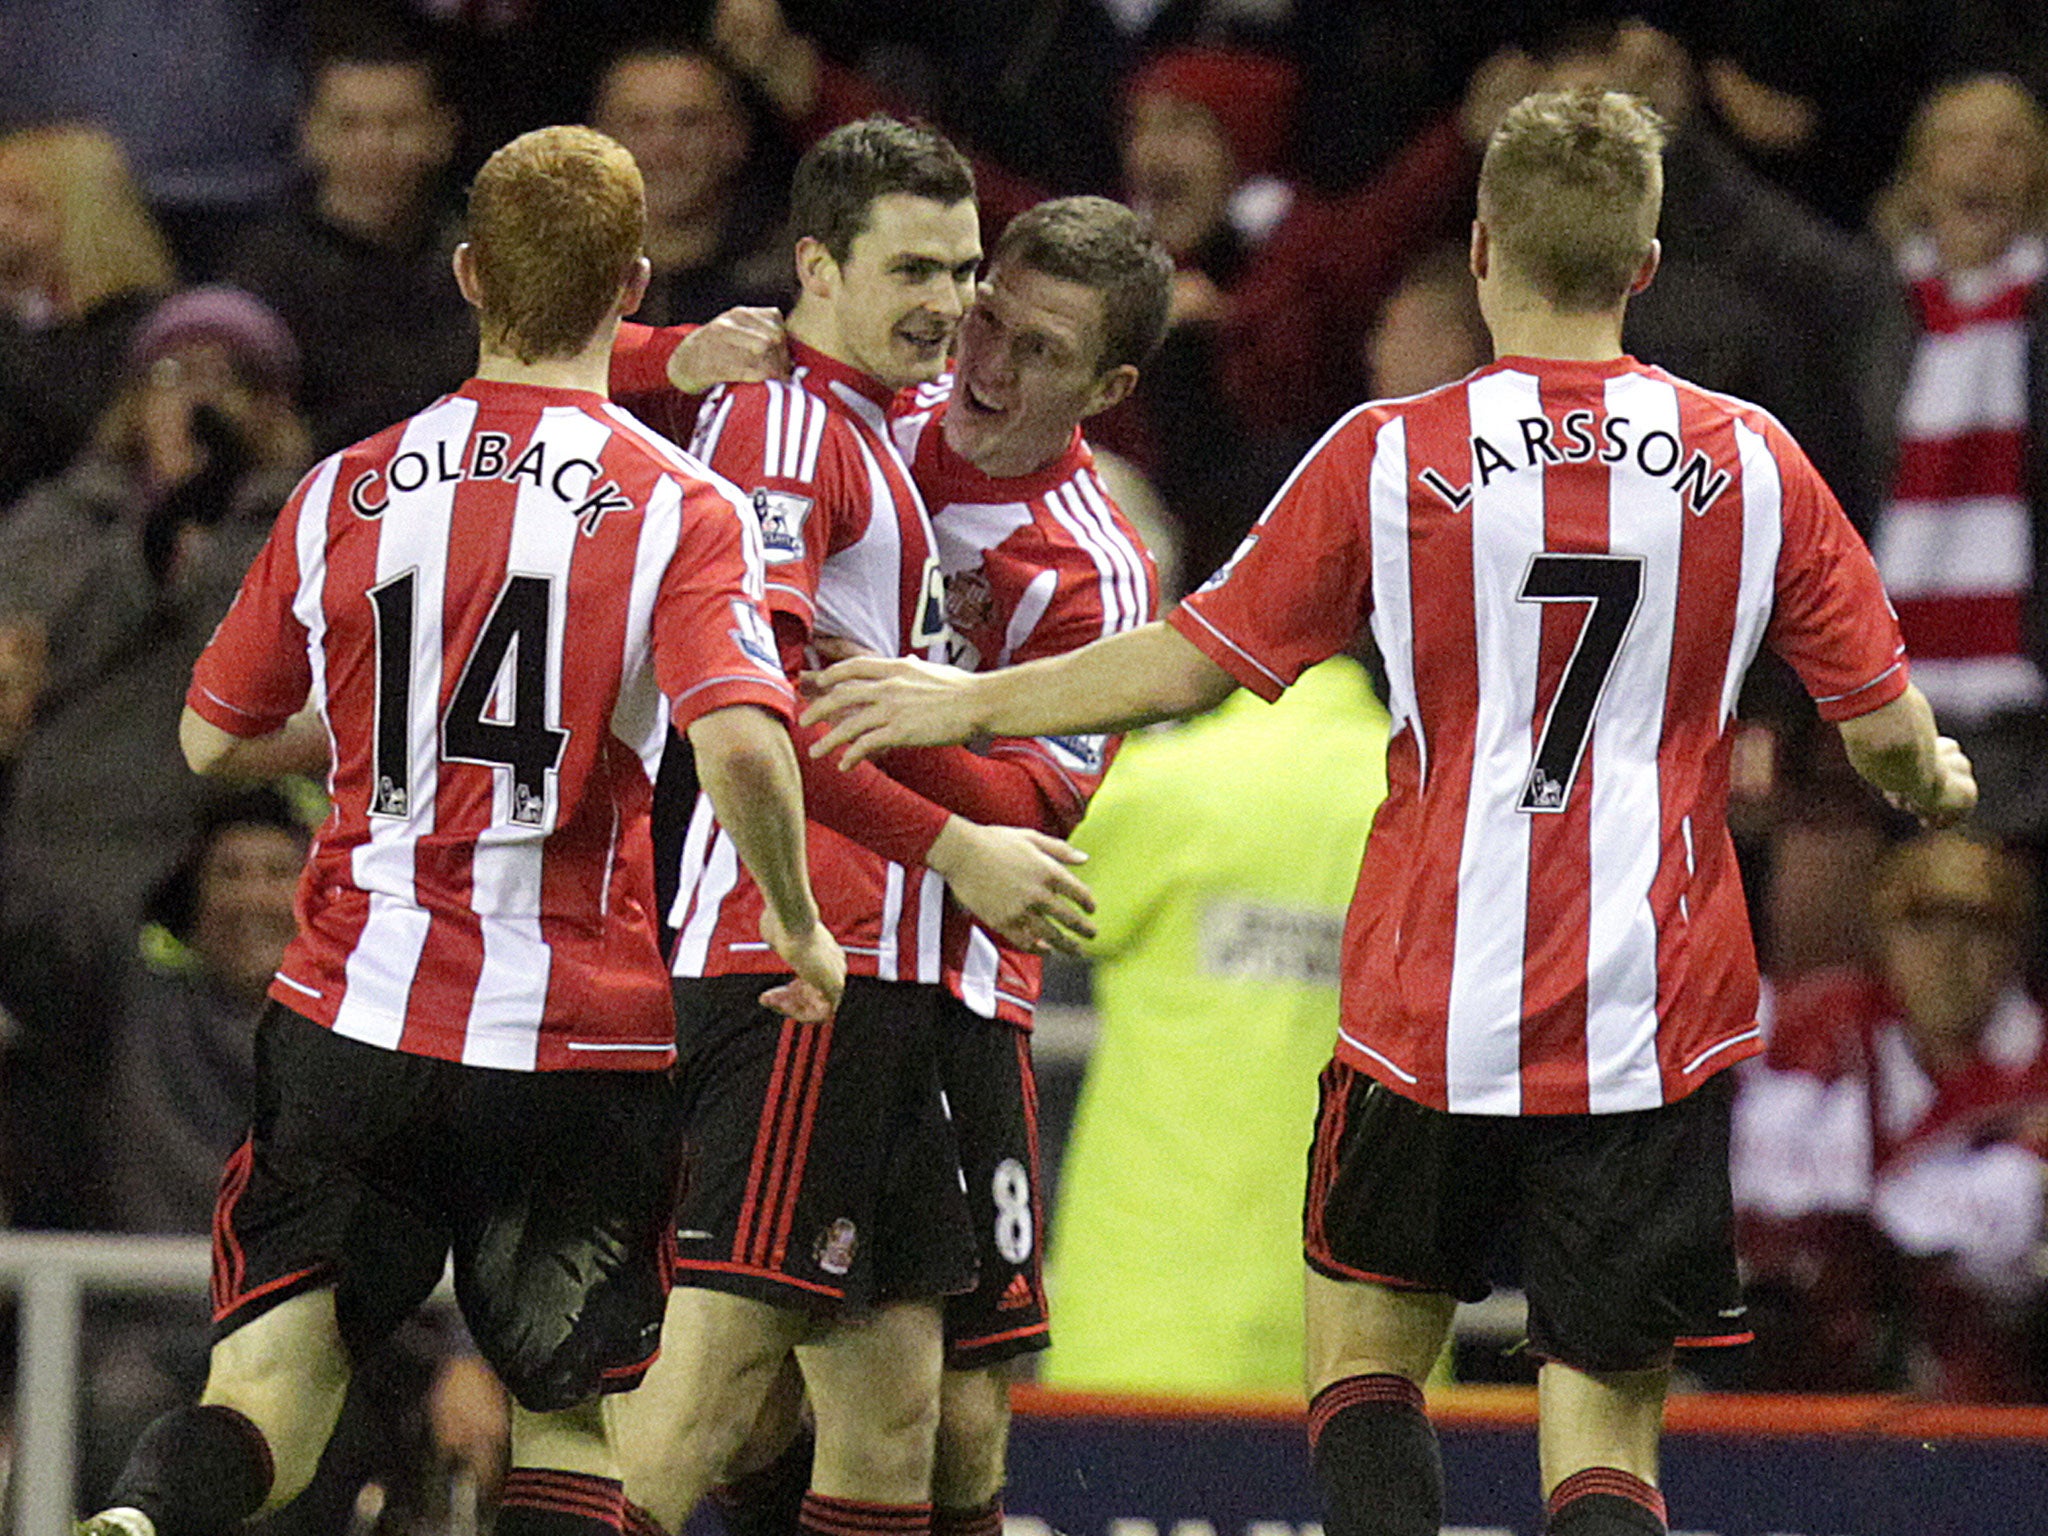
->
[[7, 0, 2048, 1519]]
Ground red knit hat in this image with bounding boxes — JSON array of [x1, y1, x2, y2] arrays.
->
[[1126, 46, 1300, 179]]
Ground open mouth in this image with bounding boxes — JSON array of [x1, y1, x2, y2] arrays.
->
[[897, 320, 952, 355], [960, 379, 1008, 418]]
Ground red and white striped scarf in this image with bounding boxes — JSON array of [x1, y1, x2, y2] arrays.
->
[[1875, 233, 2045, 722]]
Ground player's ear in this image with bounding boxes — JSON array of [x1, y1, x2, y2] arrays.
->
[[1083, 363, 1140, 418], [794, 236, 838, 301], [1469, 220, 1490, 282], [452, 242, 484, 309], [619, 255, 652, 318], [1629, 237, 1661, 295]]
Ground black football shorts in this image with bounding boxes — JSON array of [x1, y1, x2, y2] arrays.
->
[[935, 998, 1050, 1369], [670, 974, 976, 1313], [1303, 1058, 1749, 1373], [212, 1004, 680, 1413]]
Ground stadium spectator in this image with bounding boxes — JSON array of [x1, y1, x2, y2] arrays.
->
[[0, 286, 309, 1232], [1866, 74, 2048, 845], [226, 35, 472, 456], [0, 286, 309, 973], [587, 42, 789, 325], [0, 0, 303, 277], [1733, 832, 2048, 1400], [0, 124, 178, 506]]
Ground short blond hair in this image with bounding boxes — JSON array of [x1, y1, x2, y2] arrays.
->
[[1478, 89, 1665, 312], [466, 126, 645, 362], [0, 124, 176, 317]]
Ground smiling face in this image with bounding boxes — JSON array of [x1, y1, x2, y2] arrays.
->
[[944, 257, 1131, 476], [796, 192, 981, 389], [1917, 78, 2047, 270], [590, 52, 748, 227]]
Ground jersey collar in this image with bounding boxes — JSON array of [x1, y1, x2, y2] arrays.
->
[[926, 411, 1092, 501], [1484, 354, 1643, 380], [787, 337, 899, 412], [456, 377, 610, 409]]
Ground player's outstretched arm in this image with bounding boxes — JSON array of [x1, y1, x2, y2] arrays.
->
[[179, 701, 329, 779], [687, 702, 846, 1019], [1836, 683, 1978, 827], [801, 621, 1236, 768]]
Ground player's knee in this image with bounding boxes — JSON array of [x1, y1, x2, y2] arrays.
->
[[933, 1370, 1010, 1506], [816, 1383, 941, 1493]]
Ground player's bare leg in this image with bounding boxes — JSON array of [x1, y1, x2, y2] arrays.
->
[[1303, 1270, 1455, 1536], [609, 1288, 809, 1533], [797, 1300, 945, 1502], [931, 1362, 1013, 1533], [76, 1289, 351, 1535], [1534, 1361, 1670, 1533]]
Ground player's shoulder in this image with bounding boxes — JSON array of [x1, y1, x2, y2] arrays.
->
[[695, 375, 860, 481], [1640, 363, 1799, 448]]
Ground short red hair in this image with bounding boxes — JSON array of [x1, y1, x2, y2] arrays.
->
[[467, 125, 645, 361]]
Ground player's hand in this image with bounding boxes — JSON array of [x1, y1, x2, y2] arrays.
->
[[712, 0, 821, 119], [925, 818, 1095, 956], [1886, 735, 1977, 829], [667, 307, 791, 395], [809, 634, 878, 666], [800, 655, 983, 768], [758, 907, 845, 1022]]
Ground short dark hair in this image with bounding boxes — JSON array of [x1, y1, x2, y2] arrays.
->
[[789, 116, 975, 265], [307, 22, 447, 105], [992, 196, 1174, 373]]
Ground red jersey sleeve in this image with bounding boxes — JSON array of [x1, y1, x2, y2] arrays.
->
[[1763, 423, 1911, 722], [186, 474, 315, 735], [610, 323, 701, 446], [652, 477, 798, 730], [691, 382, 868, 640], [1168, 408, 1377, 700]]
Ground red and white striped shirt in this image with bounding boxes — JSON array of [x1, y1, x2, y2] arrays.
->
[[1172, 355, 1909, 1115], [892, 378, 1158, 1024], [1875, 234, 2045, 722], [187, 378, 794, 1071], [668, 339, 954, 983]]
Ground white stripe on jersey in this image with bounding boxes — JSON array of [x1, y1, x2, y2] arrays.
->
[[878, 863, 905, 980], [1724, 421, 1783, 727], [292, 456, 344, 806], [1070, 472, 1151, 632], [336, 396, 474, 1047], [961, 925, 1001, 1016], [764, 381, 787, 477], [692, 390, 736, 463], [916, 867, 944, 983], [676, 827, 740, 975], [1368, 416, 1424, 776], [615, 474, 683, 781], [1446, 368, 1544, 1115], [1586, 371, 1678, 1112], [464, 404, 607, 1069], [668, 793, 719, 935], [814, 433, 912, 657], [796, 388, 826, 481], [1002, 569, 1058, 667]]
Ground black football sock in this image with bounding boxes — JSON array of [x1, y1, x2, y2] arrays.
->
[[1308, 1374, 1441, 1536], [707, 1425, 815, 1536], [1543, 1468, 1668, 1535], [797, 1492, 930, 1536], [102, 1403, 274, 1536], [495, 1468, 627, 1534], [931, 1496, 1003, 1536]]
